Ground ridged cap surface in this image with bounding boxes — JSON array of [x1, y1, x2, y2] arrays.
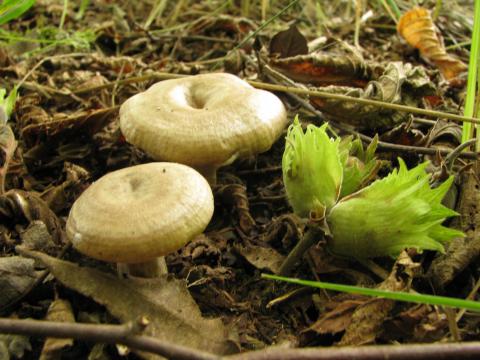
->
[[67, 162, 214, 263], [119, 73, 288, 167]]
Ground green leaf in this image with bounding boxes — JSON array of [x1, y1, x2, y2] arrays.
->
[[327, 159, 463, 258], [0, 0, 36, 26], [340, 135, 379, 197], [0, 87, 18, 123]]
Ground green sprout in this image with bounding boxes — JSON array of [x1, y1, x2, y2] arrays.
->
[[281, 117, 463, 261]]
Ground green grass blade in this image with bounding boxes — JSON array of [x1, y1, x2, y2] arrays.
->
[[262, 273, 480, 312], [0, 0, 35, 25], [212, 0, 300, 70], [462, 0, 480, 146]]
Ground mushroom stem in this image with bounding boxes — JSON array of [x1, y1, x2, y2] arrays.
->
[[196, 165, 218, 186], [118, 257, 168, 278]]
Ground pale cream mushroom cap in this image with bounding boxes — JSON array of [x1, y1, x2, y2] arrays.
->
[[66, 162, 214, 264], [119, 73, 288, 168]]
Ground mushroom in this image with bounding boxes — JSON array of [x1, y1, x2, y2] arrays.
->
[[66, 162, 214, 278], [119, 73, 288, 184]]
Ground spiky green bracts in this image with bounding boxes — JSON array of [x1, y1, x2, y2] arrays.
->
[[327, 159, 463, 258], [282, 117, 463, 259], [282, 116, 343, 219]]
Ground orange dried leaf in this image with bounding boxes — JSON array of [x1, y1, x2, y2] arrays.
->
[[397, 7, 467, 80], [269, 54, 379, 87]]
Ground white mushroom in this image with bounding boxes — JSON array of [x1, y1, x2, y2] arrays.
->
[[119, 73, 288, 184], [66, 162, 214, 277]]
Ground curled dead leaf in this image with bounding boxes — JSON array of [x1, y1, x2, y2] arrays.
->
[[0, 256, 43, 311], [269, 53, 380, 87], [0, 190, 63, 244], [269, 25, 308, 59], [397, 7, 467, 81], [0, 124, 16, 194], [40, 299, 75, 360]]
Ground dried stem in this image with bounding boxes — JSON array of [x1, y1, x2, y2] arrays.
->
[[0, 318, 218, 360], [72, 72, 480, 126], [227, 341, 480, 359], [2, 318, 480, 359], [278, 226, 323, 276]]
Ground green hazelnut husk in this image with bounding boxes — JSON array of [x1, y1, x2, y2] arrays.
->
[[326, 159, 463, 258], [282, 116, 343, 220]]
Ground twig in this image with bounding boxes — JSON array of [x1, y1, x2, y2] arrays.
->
[[278, 226, 323, 276], [71, 72, 480, 125], [226, 342, 480, 359], [261, 68, 478, 160], [0, 318, 219, 360]]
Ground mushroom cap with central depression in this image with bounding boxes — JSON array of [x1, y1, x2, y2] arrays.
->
[[66, 162, 214, 264], [119, 73, 288, 168]]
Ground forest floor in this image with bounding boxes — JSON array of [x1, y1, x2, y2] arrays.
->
[[0, 1, 479, 359]]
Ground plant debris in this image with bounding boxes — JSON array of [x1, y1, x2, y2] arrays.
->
[[0, 1, 479, 359]]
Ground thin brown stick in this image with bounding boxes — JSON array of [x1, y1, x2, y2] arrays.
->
[[227, 342, 480, 360], [0, 318, 218, 360], [71, 72, 480, 125], [262, 70, 478, 160]]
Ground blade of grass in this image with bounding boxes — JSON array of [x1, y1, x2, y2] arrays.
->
[[59, 0, 68, 30], [262, 273, 480, 312], [0, 0, 35, 25], [462, 0, 480, 147], [212, 0, 300, 70], [75, 0, 90, 20], [144, 0, 168, 29], [377, 0, 400, 23]]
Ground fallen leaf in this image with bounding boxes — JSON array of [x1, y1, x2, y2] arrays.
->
[[427, 170, 480, 291], [40, 299, 75, 360], [0, 124, 16, 194], [21, 107, 115, 148], [308, 62, 434, 129], [269, 25, 308, 59], [308, 296, 367, 334], [338, 252, 419, 345], [0, 333, 31, 360], [0, 256, 43, 311], [216, 184, 255, 234], [235, 243, 284, 273], [0, 190, 63, 244], [20, 249, 236, 356], [398, 7, 467, 81], [269, 53, 377, 87]]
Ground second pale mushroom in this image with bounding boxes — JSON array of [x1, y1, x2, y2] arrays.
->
[[66, 162, 213, 278], [119, 73, 288, 184]]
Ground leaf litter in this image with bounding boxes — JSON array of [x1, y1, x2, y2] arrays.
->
[[0, 1, 479, 358]]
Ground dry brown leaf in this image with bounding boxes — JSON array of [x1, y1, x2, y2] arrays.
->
[[269, 53, 378, 87], [338, 252, 419, 345], [0, 124, 17, 194], [20, 249, 236, 357], [40, 299, 75, 360], [307, 62, 432, 129], [216, 184, 255, 234], [269, 25, 308, 59], [427, 170, 480, 291], [0, 256, 43, 311], [21, 107, 115, 148], [308, 296, 367, 334], [397, 7, 467, 81], [235, 242, 284, 273], [0, 190, 63, 244]]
